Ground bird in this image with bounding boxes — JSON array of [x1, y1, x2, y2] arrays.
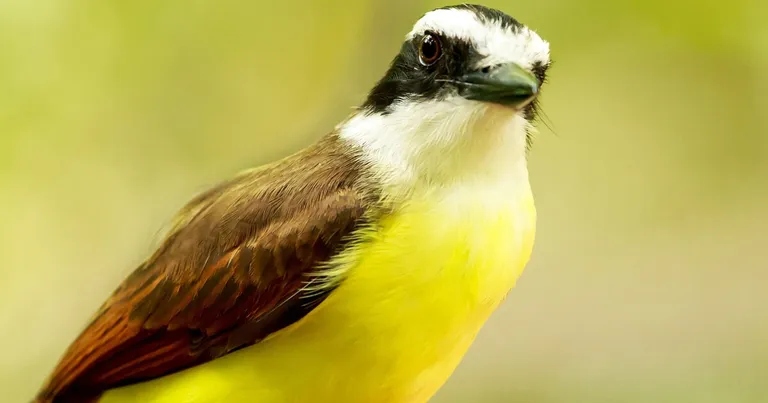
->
[[35, 4, 551, 403]]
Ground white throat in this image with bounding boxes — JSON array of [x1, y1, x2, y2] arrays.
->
[[339, 98, 532, 198]]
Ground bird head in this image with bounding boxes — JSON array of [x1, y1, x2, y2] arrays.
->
[[340, 5, 551, 191]]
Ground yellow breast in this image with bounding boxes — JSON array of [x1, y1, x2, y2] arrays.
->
[[329, 185, 537, 402], [101, 184, 536, 403]]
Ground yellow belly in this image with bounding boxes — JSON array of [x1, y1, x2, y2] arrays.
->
[[102, 187, 536, 403]]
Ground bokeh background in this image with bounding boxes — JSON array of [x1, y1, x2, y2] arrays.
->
[[2, 0, 767, 402]]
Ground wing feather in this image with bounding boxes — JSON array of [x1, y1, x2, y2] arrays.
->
[[36, 135, 376, 403]]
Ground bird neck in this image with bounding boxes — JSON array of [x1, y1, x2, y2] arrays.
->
[[338, 99, 532, 202]]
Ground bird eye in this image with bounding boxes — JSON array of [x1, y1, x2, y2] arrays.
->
[[418, 32, 442, 66]]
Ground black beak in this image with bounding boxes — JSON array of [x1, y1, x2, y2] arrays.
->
[[458, 62, 538, 109]]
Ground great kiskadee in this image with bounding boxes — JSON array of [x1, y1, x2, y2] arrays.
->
[[36, 4, 551, 403]]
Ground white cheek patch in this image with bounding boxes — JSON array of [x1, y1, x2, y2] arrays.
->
[[407, 8, 550, 70]]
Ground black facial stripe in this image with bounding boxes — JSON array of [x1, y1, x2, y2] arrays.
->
[[531, 61, 550, 85], [363, 34, 479, 114]]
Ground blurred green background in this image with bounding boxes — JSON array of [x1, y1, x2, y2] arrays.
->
[[1, 0, 767, 402]]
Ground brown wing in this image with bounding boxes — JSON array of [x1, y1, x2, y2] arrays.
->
[[36, 135, 377, 403]]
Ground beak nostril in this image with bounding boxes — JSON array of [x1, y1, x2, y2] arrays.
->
[[459, 62, 539, 109]]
